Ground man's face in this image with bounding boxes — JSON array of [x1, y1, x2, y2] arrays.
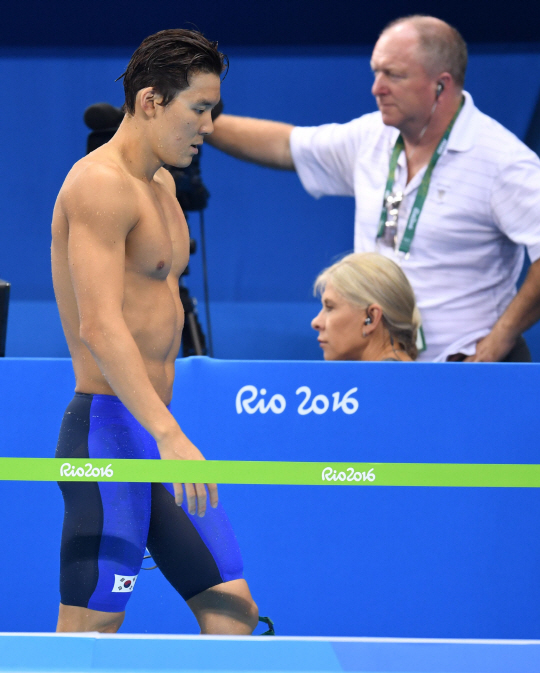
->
[[153, 71, 221, 168], [370, 23, 436, 133]]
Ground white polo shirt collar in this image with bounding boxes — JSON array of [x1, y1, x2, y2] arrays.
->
[[446, 91, 479, 152], [394, 92, 478, 195]]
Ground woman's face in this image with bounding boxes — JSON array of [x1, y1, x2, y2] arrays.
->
[[311, 283, 367, 360]]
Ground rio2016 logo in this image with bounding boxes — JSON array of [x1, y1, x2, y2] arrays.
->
[[60, 462, 113, 478], [321, 467, 375, 483], [236, 385, 359, 415]]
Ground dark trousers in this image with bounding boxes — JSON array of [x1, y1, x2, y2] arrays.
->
[[448, 335, 532, 362], [501, 335, 532, 362]]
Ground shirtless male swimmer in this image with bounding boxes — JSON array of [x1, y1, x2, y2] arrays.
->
[[51, 29, 258, 634]]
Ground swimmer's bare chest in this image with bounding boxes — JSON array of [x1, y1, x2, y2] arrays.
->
[[121, 181, 189, 362], [52, 165, 190, 399]]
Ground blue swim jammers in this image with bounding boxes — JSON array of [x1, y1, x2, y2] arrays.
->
[[56, 393, 244, 613]]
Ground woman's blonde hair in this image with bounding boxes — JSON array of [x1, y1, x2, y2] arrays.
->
[[314, 252, 421, 360]]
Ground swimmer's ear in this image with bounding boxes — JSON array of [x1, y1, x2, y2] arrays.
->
[[137, 87, 163, 118]]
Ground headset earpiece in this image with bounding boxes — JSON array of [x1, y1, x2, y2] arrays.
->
[[436, 81, 444, 99], [364, 316, 372, 325]]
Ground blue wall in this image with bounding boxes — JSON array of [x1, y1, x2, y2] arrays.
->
[[1, 357, 540, 637], [2, 49, 540, 359], [4, 0, 540, 47]]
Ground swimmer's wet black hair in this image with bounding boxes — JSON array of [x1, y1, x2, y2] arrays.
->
[[117, 28, 228, 115]]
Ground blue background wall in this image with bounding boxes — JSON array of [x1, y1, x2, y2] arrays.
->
[[2, 48, 540, 359], [2, 0, 539, 47], [1, 358, 540, 637]]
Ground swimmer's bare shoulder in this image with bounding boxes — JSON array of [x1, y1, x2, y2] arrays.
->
[[55, 150, 139, 237], [52, 151, 141, 386]]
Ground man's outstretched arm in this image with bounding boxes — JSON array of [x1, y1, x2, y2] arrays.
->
[[207, 114, 295, 170], [61, 164, 215, 515]]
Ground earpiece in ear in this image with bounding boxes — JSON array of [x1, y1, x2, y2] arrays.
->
[[436, 81, 444, 99], [364, 316, 372, 325]]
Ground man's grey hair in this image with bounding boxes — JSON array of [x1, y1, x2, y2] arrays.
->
[[382, 15, 468, 89]]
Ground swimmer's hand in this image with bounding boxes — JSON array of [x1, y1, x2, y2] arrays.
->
[[156, 429, 218, 517]]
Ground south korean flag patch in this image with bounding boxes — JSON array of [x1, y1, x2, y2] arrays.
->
[[112, 574, 138, 593]]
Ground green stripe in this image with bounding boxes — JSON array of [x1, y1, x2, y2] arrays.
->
[[0, 458, 539, 487]]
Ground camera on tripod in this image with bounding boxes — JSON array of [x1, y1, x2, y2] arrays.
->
[[83, 101, 218, 357]]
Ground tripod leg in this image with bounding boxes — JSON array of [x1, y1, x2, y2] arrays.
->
[[186, 312, 204, 356]]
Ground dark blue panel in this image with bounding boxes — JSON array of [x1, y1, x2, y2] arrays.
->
[[0, 55, 128, 301], [2, 1, 540, 47]]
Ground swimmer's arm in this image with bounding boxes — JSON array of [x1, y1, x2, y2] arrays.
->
[[207, 114, 295, 170], [62, 166, 214, 515], [63, 166, 170, 433]]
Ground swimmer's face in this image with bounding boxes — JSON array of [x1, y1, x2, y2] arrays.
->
[[152, 71, 221, 168], [311, 282, 368, 361]]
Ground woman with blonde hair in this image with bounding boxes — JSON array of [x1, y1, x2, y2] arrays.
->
[[312, 253, 421, 361]]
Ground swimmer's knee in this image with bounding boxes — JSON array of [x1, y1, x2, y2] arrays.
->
[[221, 581, 259, 633], [187, 579, 259, 635], [57, 604, 125, 633], [98, 612, 125, 633], [245, 597, 260, 634], [227, 580, 259, 631]]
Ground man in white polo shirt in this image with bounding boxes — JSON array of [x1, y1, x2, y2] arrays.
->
[[208, 15, 540, 362]]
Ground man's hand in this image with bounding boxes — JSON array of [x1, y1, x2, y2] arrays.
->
[[157, 429, 218, 517], [464, 258, 540, 362], [463, 330, 517, 362]]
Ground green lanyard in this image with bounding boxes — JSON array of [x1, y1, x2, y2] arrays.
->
[[377, 99, 464, 255]]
